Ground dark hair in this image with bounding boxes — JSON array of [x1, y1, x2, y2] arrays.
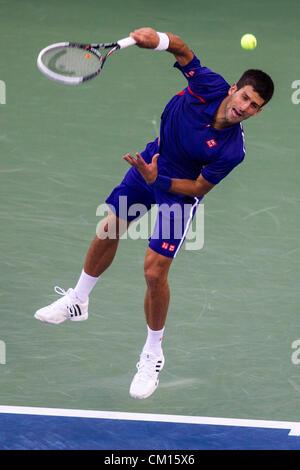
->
[[236, 69, 274, 106]]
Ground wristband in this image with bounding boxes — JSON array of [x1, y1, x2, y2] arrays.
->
[[154, 32, 170, 51], [150, 174, 172, 191]]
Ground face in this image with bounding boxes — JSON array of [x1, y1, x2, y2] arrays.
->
[[224, 84, 265, 124]]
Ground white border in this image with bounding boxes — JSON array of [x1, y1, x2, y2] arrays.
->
[[0, 406, 299, 436]]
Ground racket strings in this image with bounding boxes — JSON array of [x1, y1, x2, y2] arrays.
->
[[41, 46, 102, 78]]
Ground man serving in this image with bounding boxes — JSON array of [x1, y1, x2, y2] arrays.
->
[[35, 27, 274, 400]]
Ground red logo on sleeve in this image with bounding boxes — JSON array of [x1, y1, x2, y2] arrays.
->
[[184, 70, 195, 78]]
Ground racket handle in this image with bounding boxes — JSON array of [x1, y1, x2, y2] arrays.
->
[[117, 36, 136, 49]]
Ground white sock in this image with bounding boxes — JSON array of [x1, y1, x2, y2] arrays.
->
[[74, 270, 100, 302], [142, 325, 165, 356]]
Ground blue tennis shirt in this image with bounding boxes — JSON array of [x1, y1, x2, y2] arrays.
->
[[141, 54, 245, 185]]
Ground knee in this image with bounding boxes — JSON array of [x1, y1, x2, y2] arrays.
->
[[144, 265, 168, 290]]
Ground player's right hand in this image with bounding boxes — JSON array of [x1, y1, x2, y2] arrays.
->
[[129, 28, 159, 49]]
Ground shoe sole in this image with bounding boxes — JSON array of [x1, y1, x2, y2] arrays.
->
[[130, 378, 159, 400], [34, 312, 67, 325], [69, 315, 88, 322], [34, 312, 88, 324]]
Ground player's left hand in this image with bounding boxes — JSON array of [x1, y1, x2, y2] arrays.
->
[[123, 152, 159, 184]]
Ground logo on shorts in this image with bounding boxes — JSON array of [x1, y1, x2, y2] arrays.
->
[[206, 139, 217, 148], [161, 242, 176, 252]]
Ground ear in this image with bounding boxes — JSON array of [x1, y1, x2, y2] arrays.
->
[[228, 83, 238, 96]]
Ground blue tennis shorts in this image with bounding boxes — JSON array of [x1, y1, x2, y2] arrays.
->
[[105, 167, 203, 259]]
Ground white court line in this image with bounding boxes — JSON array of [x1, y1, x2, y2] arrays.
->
[[0, 406, 300, 437]]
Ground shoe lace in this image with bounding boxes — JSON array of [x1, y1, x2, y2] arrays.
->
[[136, 353, 158, 383], [54, 286, 68, 296], [53, 286, 75, 317]]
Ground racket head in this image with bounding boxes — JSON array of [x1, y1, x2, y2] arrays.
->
[[37, 42, 105, 85]]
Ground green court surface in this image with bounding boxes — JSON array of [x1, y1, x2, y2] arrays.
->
[[1, 0, 300, 426]]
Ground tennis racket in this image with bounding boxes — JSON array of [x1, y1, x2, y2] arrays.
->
[[37, 36, 136, 85]]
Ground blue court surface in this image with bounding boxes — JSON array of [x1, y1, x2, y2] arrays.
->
[[1, 406, 300, 451]]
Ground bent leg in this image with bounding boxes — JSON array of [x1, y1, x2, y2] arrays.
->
[[84, 209, 130, 277], [73, 210, 130, 302]]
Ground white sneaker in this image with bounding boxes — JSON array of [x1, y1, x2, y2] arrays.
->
[[129, 351, 165, 399], [34, 286, 89, 325]]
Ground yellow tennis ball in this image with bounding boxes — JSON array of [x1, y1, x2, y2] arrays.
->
[[241, 34, 257, 50]]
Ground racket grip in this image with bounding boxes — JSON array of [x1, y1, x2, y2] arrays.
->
[[117, 36, 136, 49]]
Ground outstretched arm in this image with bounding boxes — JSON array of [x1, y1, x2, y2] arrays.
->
[[130, 27, 194, 66]]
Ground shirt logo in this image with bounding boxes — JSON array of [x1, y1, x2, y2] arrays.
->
[[206, 139, 217, 148]]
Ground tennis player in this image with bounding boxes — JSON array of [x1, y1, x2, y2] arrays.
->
[[35, 28, 274, 399]]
